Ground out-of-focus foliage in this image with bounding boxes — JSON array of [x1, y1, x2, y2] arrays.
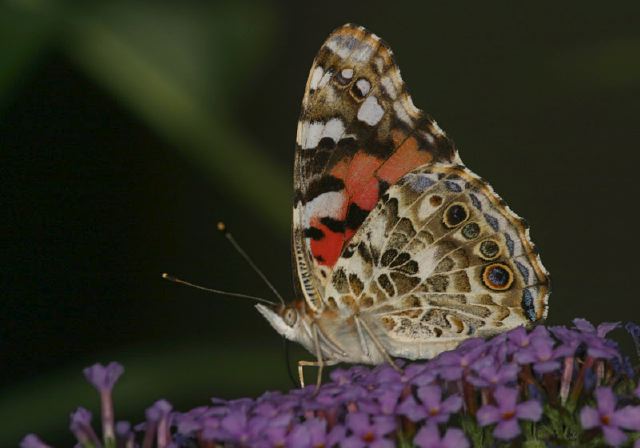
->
[[2, 0, 288, 230]]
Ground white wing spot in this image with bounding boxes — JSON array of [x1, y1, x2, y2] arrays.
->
[[393, 101, 412, 125], [352, 43, 374, 62], [374, 57, 384, 73], [326, 38, 351, 59], [341, 68, 354, 80], [381, 76, 397, 99], [357, 96, 384, 126], [299, 118, 345, 149], [318, 70, 332, 88], [432, 120, 445, 136], [302, 191, 345, 228], [310, 66, 324, 90], [355, 78, 371, 97], [323, 118, 345, 143]]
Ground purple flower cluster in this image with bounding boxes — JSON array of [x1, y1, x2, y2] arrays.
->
[[21, 320, 640, 447]]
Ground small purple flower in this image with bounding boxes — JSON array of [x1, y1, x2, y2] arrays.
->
[[468, 362, 519, 388], [436, 339, 485, 381], [361, 383, 403, 415], [342, 412, 396, 448], [514, 337, 572, 374], [624, 322, 640, 353], [414, 423, 470, 448], [573, 319, 620, 338], [83, 362, 124, 392], [152, 400, 173, 448], [507, 325, 555, 356], [398, 385, 461, 424], [287, 417, 345, 448], [580, 387, 640, 446], [476, 386, 542, 440], [19, 434, 52, 448], [83, 362, 124, 442], [219, 409, 269, 446], [115, 421, 134, 447], [141, 399, 173, 448], [69, 407, 101, 447]]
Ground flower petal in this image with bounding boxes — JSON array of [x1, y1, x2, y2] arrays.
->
[[417, 385, 442, 409], [441, 395, 463, 414], [580, 406, 600, 429], [370, 438, 395, 448], [595, 387, 617, 415], [346, 412, 370, 435], [602, 425, 627, 447], [493, 418, 521, 440], [476, 405, 500, 426], [414, 424, 440, 448], [342, 436, 366, 448], [613, 405, 640, 431], [516, 400, 543, 421], [494, 386, 518, 411], [573, 318, 596, 333], [442, 428, 470, 448], [397, 395, 427, 422]]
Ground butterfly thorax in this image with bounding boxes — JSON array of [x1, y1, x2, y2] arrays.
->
[[256, 298, 394, 364]]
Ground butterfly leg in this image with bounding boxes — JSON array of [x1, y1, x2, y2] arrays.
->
[[297, 324, 339, 390], [297, 360, 339, 389], [355, 316, 402, 372]]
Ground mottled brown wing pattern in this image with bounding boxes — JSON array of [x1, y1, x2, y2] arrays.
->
[[292, 24, 459, 313], [324, 164, 549, 358]]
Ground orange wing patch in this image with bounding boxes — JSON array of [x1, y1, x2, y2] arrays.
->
[[309, 131, 435, 268], [377, 130, 433, 184]]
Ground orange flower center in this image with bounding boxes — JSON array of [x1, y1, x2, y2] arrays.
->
[[502, 411, 516, 420], [363, 432, 376, 443], [601, 415, 611, 425]]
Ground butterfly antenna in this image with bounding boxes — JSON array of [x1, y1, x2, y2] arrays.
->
[[161, 273, 278, 307], [217, 222, 286, 306]]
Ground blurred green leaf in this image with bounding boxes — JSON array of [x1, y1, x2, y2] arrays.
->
[[61, 1, 289, 231], [0, 1, 56, 110], [0, 343, 291, 446], [5, 0, 289, 231]]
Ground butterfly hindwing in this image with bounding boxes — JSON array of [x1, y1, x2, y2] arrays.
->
[[323, 164, 549, 359], [293, 24, 458, 312]]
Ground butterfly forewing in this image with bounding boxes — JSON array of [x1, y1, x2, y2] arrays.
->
[[293, 24, 457, 312]]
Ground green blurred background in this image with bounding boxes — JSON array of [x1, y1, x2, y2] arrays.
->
[[2, 0, 639, 445]]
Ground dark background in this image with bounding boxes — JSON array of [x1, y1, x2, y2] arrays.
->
[[2, 0, 639, 445]]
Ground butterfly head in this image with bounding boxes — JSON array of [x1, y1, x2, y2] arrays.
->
[[255, 301, 308, 343]]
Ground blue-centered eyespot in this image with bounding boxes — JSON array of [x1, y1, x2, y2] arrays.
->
[[482, 263, 514, 291]]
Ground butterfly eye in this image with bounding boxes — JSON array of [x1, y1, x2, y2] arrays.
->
[[351, 78, 371, 99], [479, 239, 501, 260], [283, 308, 298, 327], [482, 263, 514, 291], [443, 202, 469, 228], [335, 68, 354, 86]]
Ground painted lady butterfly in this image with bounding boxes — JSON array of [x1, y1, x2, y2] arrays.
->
[[256, 24, 550, 384]]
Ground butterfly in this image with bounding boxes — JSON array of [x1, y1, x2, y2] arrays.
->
[[255, 24, 550, 386]]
